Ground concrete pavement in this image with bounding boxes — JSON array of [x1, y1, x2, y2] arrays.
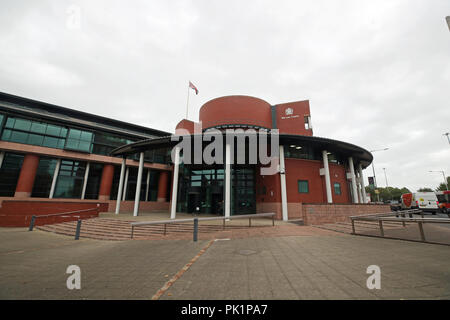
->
[[0, 227, 449, 299]]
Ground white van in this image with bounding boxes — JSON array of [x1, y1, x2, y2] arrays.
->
[[400, 192, 439, 214]]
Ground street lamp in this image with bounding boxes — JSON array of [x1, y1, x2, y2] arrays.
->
[[383, 167, 389, 188], [429, 170, 449, 190], [446, 16, 450, 31], [369, 148, 389, 188], [444, 132, 450, 145]]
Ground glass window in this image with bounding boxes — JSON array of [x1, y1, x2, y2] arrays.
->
[[53, 160, 86, 198], [64, 129, 92, 152], [84, 163, 103, 199], [14, 118, 31, 131], [0, 153, 25, 196], [31, 157, 57, 198], [0, 115, 68, 150], [334, 183, 342, 195], [298, 180, 309, 193], [30, 122, 46, 134]]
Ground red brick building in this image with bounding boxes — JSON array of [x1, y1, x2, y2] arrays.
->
[[112, 95, 374, 221]]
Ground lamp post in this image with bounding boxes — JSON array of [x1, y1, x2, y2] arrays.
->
[[383, 167, 389, 188], [429, 170, 449, 191], [369, 148, 389, 189], [446, 16, 450, 31], [444, 132, 450, 145]]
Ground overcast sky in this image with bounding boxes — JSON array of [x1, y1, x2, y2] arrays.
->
[[1, 0, 449, 193]]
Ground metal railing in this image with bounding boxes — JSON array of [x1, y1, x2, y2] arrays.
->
[[130, 212, 276, 241], [350, 209, 450, 243], [28, 207, 100, 240]]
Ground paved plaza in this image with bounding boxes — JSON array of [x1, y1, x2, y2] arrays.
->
[[0, 226, 449, 300]]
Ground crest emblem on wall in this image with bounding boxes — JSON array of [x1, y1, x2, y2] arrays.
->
[[285, 107, 294, 116]]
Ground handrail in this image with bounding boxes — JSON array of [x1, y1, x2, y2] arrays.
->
[[130, 212, 276, 240], [28, 206, 100, 232], [350, 209, 450, 242]]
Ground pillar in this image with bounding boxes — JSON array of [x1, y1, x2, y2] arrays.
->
[[225, 142, 231, 219], [133, 152, 144, 217], [49, 159, 61, 199], [170, 146, 180, 219], [358, 163, 367, 203], [81, 162, 90, 199], [115, 157, 126, 214], [279, 145, 288, 221], [157, 171, 169, 202], [0, 151, 5, 168], [14, 154, 40, 198], [145, 169, 150, 201], [122, 167, 129, 201], [348, 157, 359, 203], [98, 164, 114, 201], [322, 150, 333, 203]]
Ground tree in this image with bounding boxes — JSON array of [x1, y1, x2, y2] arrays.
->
[[418, 187, 433, 192], [435, 176, 450, 191], [365, 186, 411, 202]]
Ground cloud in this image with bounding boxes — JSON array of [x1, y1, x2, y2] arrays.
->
[[0, 0, 449, 192]]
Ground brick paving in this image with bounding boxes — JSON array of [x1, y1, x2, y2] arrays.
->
[[1, 225, 449, 300]]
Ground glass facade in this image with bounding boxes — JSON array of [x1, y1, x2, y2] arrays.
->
[[1, 116, 67, 149], [0, 153, 24, 196], [0, 112, 169, 164], [177, 165, 255, 215], [84, 163, 103, 199], [53, 160, 87, 198], [284, 145, 321, 160], [31, 157, 58, 198], [65, 128, 93, 153]]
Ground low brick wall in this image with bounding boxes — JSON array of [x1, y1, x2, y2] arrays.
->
[[301, 203, 392, 225], [0, 199, 108, 227]]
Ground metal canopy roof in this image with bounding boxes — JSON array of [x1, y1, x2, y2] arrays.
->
[[111, 133, 373, 168]]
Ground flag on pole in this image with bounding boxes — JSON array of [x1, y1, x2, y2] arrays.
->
[[189, 81, 199, 95]]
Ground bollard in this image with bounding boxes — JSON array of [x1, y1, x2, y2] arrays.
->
[[193, 218, 198, 242], [418, 221, 426, 242], [75, 219, 82, 240], [29, 215, 36, 231], [351, 218, 355, 234], [378, 220, 384, 237], [131, 225, 134, 239]]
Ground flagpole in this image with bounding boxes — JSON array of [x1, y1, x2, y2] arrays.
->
[[186, 83, 190, 119]]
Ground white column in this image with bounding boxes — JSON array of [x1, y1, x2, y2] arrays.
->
[[279, 145, 288, 221], [133, 152, 145, 217], [357, 172, 363, 203], [225, 142, 231, 219], [122, 167, 129, 201], [49, 158, 61, 199], [170, 146, 180, 219], [358, 163, 367, 203], [0, 151, 5, 168], [115, 157, 126, 214], [322, 150, 333, 203], [348, 157, 359, 203], [145, 169, 150, 201], [81, 162, 90, 199]]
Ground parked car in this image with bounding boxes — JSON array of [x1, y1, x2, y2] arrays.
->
[[400, 192, 439, 214]]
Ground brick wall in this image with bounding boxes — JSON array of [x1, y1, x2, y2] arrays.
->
[[301, 203, 391, 225], [0, 200, 108, 227]]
